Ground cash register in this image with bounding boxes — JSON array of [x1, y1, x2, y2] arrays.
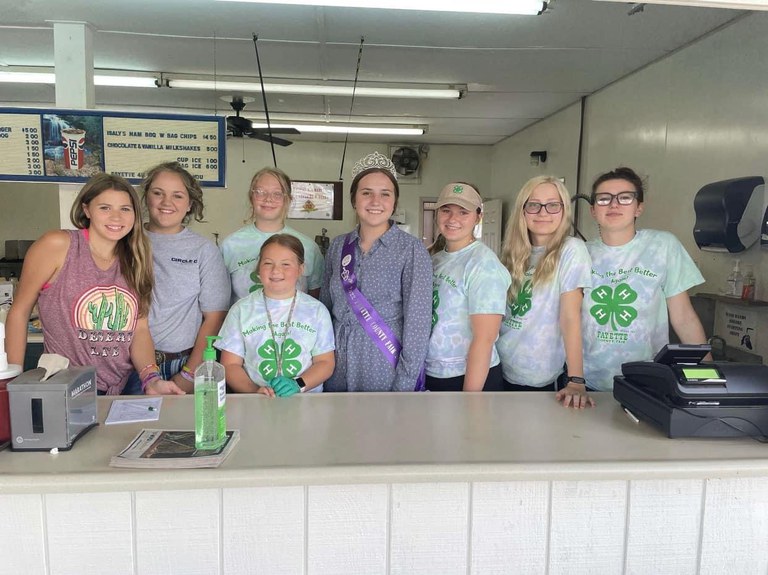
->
[[613, 344, 768, 438]]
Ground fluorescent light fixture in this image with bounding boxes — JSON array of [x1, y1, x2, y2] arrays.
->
[[168, 78, 461, 99], [593, 0, 768, 8], [250, 122, 424, 136], [94, 75, 157, 88], [216, 0, 546, 15], [0, 70, 157, 88], [0, 71, 55, 84]]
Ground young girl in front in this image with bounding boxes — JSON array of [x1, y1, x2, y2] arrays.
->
[[5, 173, 184, 395], [216, 234, 335, 396], [498, 176, 594, 408], [426, 183, 511, 392]]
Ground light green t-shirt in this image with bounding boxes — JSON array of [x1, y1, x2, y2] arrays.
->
[[427, 241, 511, 378], [582, 229, 704, 391], [498, 237, 592, 387], [215, 290, 335, 389], [220, 223, 325, 304]]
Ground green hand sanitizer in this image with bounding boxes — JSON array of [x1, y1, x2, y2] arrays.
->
[[194, 335, 226, 449]]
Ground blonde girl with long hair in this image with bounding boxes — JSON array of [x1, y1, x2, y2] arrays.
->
[[498, 176, 594, 408], [220, 167, 325, 303], [6, 173, 184, 395]]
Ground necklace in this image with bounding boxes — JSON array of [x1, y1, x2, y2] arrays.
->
[[88, 243, 116, 266], [263, 291, 298, 376]]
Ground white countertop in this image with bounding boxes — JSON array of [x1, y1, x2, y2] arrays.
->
[[2, 392, 768, 494]]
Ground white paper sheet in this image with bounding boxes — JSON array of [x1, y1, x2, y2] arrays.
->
[[105, 398, 163, 425]]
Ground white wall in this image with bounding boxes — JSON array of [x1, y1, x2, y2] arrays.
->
[[0, 182, 59, 259], [0, 141, 492, 258], [490, 101, 582, 213], [3, 477, 768, 574], [490, 12, 768, 359]]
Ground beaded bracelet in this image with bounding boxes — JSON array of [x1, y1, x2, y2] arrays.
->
[[180, 364, 195, 383], [140, 371, 161, 392], [139, 363, 160, 377]]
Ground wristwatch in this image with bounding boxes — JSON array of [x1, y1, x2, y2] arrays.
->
[[296, 377, 307, 391], [566, 376, 586, 385]]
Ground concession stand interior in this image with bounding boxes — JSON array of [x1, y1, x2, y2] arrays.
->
[[2, 1, 768, 573]]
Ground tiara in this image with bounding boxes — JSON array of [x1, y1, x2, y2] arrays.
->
[[351, 151, 398, 180]]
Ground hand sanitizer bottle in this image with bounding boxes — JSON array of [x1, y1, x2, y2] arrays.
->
[[195, 336, 226, 450], [727, 259, 743, 297]]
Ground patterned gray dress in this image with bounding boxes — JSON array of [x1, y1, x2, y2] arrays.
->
[[320, 224, 433, 391]]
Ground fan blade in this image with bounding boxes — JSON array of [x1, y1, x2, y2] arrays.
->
[[248, 133, 293, 147], [251, 127, 301, 135]]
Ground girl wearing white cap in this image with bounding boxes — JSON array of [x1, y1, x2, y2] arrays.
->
[[498, 176, 594, 408], [426, 183, 511, 391]]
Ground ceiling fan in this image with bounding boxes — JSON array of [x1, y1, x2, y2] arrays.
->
[[225, 96, 299, 147]]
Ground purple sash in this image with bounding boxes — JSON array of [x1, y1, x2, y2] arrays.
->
[[341, 233, 425, 391]]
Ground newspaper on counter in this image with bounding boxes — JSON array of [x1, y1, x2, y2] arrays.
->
[[109, 429, 239, 469]]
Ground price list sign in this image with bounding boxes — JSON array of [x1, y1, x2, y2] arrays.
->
[[0, 108, 225, 186], [103, 117, 220, 182], [0, 113, 45, 177]]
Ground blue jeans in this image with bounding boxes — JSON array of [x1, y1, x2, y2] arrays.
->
[[122, 356, 189, 395]]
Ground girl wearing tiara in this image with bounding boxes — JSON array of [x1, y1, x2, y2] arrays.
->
[[221, 166, 325, 304], [216, 234, 335, 396], [320, 151, 433, 392], [498, 176, 594, 408]]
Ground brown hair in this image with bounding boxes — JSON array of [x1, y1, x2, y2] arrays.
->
[[258, 233, 305, 266], [248, 167, 292, 223], [591, 166, 646, 203], [141, 161, 205, 223], [70, 173, 154, 316], [350, 168, 400, 211]]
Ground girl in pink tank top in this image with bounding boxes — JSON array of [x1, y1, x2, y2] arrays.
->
[[5, 173, 185, 396]]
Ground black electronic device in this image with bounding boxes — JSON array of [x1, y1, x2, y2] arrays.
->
[[614, 344, 768, 438]]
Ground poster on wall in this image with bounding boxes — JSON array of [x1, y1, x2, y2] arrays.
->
[[0, 107, 226, 186], [288, 180, 343, 220]]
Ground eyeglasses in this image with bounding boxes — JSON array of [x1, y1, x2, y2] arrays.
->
[[524, 201, 563, 215], [593, 192, 638, 206], [251, 189, 286, 202]]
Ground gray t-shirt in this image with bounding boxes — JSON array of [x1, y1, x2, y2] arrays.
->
[[147, 227, 231, 352]]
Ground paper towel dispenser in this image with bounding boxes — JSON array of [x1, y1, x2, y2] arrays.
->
[[693, 176, 764, 253]]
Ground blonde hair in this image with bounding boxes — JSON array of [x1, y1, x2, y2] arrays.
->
[[71, 173, 154, 317], [500, 176, 573, 302], [247, 167, 292, 224]]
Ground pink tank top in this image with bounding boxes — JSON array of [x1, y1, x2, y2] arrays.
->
[[38, 229, 139, 395]]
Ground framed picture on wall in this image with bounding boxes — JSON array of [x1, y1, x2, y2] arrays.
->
[[288, 180, 343, 220]]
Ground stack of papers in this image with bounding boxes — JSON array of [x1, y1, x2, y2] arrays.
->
[[109, 430, 240, 469]]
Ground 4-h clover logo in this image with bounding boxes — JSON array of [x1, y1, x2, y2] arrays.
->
[[258, 337, 303, 379], [590, 283, 638, 330], [249, 270, 264, 293], [431, 288, 440, 329], [452, 184, 464, 194], [509, 280, 533, 318]]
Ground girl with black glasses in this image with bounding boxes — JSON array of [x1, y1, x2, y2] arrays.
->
[[498, 176, 594, 408], [582, 167, 708, 391]]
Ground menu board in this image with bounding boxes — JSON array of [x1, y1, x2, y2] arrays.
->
[[0, 107, 225, 186]]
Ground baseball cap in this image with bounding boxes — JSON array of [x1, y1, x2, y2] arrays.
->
[[435, 182, 482, 212]]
